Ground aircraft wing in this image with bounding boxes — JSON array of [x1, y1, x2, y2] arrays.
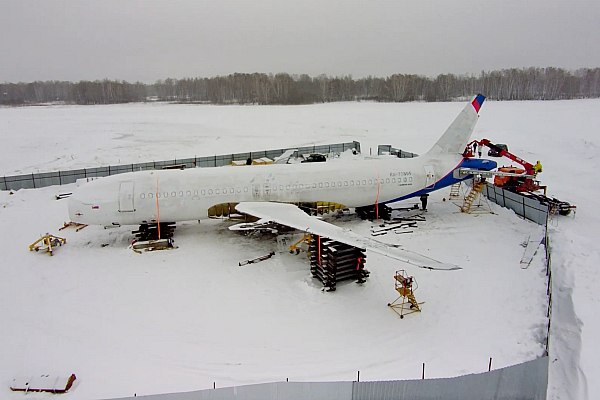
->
[[234, 202, 460, 271]]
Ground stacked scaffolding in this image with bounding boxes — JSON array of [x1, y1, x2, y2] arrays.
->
[[132, 222, 176, 241], [355, 204, 392, 220], [309, 234, 368, 291]]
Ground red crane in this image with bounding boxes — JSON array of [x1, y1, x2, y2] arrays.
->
[[464, 139, 541, 192], [462, 139, 575, 215]]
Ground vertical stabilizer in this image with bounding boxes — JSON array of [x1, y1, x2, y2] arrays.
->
[[425, 94, 485, 156]]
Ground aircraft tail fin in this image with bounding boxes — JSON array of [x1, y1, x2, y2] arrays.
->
[[424, 94, 485, 157]]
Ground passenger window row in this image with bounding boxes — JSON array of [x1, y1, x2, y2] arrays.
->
[[138, 176, 412, 199]]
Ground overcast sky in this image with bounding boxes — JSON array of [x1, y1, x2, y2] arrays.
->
[[1, 0, 599, 83]]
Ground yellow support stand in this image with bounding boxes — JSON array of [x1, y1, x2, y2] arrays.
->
[[29, 234, 67, 256], [289, 233, 312, 255], [388, 270, 423, 319], [59, 221, 87, 232]]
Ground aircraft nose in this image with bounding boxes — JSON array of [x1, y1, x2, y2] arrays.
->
[[68, 193, 87, 223], [68, 181, 102, 223]]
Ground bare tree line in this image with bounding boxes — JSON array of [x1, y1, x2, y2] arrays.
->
[[1, 67, 599, 106]]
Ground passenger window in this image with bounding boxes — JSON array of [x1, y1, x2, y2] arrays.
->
[[186, 190, 191, 196], [319, 182, 323, 188], [208, 189, 213, 195], [344, 181, 348, 186], [140, 193, 145, 199], [215, 189, 220, 195], [201, 189, 206, 195], [325, 182, 329, 188], [148, 193, 154, 199]]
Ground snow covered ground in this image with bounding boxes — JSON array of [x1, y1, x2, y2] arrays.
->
[[1, 99, 598, 399]]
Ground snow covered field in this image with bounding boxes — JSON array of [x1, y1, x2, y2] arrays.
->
[[1, 99, 598, 399]]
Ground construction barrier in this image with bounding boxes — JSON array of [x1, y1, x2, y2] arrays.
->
[[0, 141, 360, 191], [483, 183, 549, 225], [112, 357, 548, 400]]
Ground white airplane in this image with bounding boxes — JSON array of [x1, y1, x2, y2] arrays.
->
[[68, 94, 496, 269]]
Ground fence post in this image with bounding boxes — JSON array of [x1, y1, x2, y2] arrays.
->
[[31, 173, 36, 189], [488, 357, 493, 371], [357, 370, 360, 382], [422, 363, 425, 379]]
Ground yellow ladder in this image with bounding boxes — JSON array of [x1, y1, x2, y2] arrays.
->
[[460, 180, 486, 213], [449, 182, 461, 199]]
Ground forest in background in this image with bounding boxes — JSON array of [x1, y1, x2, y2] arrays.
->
[[1, 67, 599, 105]]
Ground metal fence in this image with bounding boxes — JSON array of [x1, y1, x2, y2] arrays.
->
[[0, 141, 361, 191], [377, 145, 419, 158], [483, 183, 549, 225], [544, 222, 552, 355], [482, 183, 552, 355], [114, 357, 548, 400]]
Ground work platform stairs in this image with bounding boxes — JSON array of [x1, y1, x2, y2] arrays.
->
[[388, 270, 422, 319], [460, 180, 487, 213]]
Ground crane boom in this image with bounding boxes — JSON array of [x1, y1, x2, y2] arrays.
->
[[476, 139, 535, 175]]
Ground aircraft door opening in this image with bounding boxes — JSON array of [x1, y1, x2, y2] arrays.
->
[[424, 166, 436, 189], [119, 181, 135, 212]]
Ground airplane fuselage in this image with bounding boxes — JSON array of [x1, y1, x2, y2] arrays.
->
[[68, 152, 494, 226], [68, 94, 495, 227]]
